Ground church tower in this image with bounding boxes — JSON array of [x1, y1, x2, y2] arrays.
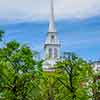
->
[[43, 0, 60, 71]]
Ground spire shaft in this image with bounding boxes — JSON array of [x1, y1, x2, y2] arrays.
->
[[48, 0, 56, 32]]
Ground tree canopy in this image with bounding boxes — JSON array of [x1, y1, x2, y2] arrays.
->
[[0, 31, 99, 100]]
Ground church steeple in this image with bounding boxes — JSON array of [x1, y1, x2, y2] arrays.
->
[[43, 0, 60, 71], [48, 0, 56, 32]]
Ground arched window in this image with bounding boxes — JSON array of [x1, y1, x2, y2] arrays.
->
[[49, 48, 52, 58], [51, 35, 55, 39], [51, 35, 55, 43], [54, 48, 58, 58]]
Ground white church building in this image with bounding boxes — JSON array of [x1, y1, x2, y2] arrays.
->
[[43, 0, 60, 71]]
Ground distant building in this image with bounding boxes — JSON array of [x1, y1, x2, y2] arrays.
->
[[91, 61, 100, 71], [43, 0, 60, 71]]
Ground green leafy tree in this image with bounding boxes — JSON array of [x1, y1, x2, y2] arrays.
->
[[0, 30, 96, 100], [56, 52, 93, 100], [0, 40, 43, 100], [92, 71, 100, 100], [38, 71, 67, 100], [0, 30, 4, 41]]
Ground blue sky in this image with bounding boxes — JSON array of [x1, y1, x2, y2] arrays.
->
[[0, 0, 100, 61]]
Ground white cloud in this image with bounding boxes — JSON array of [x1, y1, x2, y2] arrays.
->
[[0, 0, 100, 21]]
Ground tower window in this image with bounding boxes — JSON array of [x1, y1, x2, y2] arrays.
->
[[51, 35, 55, 43], [49, 48, 52, 58], [51, 35, 55, 39], [54, 48, 58, 58]]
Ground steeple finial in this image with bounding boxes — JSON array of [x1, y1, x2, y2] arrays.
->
[[48, 0, 56, 32]]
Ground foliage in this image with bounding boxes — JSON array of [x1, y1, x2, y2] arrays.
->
[[0, 40, 43, 100], [0, 30, 4, 41], [56, 52, 93, 100], [92, 72, 100, 100], [0, 31, 99, 100]]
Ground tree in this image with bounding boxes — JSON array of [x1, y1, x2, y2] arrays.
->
[[56, 52, 93, 100], [36, 70, 64, 100], [0, 30, 4, 41], [0, 40, 43, 100], [92, 71, 100, 100], [0, 30, 96, 100]]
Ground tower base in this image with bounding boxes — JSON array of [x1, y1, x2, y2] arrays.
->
[[43, 59, 57, 72]]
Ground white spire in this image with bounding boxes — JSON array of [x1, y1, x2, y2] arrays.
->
[[48, 0, 56, 32]]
